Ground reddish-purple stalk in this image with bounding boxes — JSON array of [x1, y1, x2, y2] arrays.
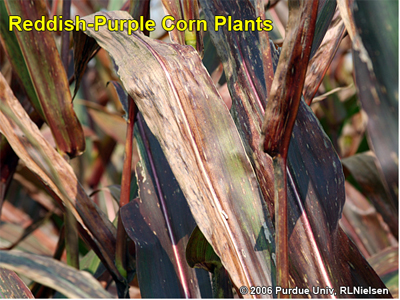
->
[[274, 155, 289, 298], [115, 98, 137, 296], [120, 97, 137, 207], [137, 114, 191, 298], [261, 0, 319, 296]]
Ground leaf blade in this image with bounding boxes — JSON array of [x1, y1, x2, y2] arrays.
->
[[0, 250, 112, 298], [1, 0, 85, 157], [80, 10, 276, 294], [0, 73, 121, 285], [0, 268, 34, 299], [200, 0, 389, 295]]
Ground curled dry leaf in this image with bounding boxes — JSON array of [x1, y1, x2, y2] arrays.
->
[[303, 7, 346, 105], [342, 152, 398, 239], [342, 182, 393, 257]]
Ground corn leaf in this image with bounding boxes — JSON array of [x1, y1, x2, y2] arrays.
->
[[79, 10, 276, 295], [304, 7, 346, 105], [310, 0, 338, 58], [200, 0, 389, 295], [368, 247, 399, 298], [0, 250, 112, 298], [0, 73, 122, 285], [0, 268, 34, 298], [342, 182, 393, 256], [120, 117, 212, 298], [186, 226, 234, 298], [0, 0, 85, 157], [337, 0, 398, 209], [342, 152, 398, 239]]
